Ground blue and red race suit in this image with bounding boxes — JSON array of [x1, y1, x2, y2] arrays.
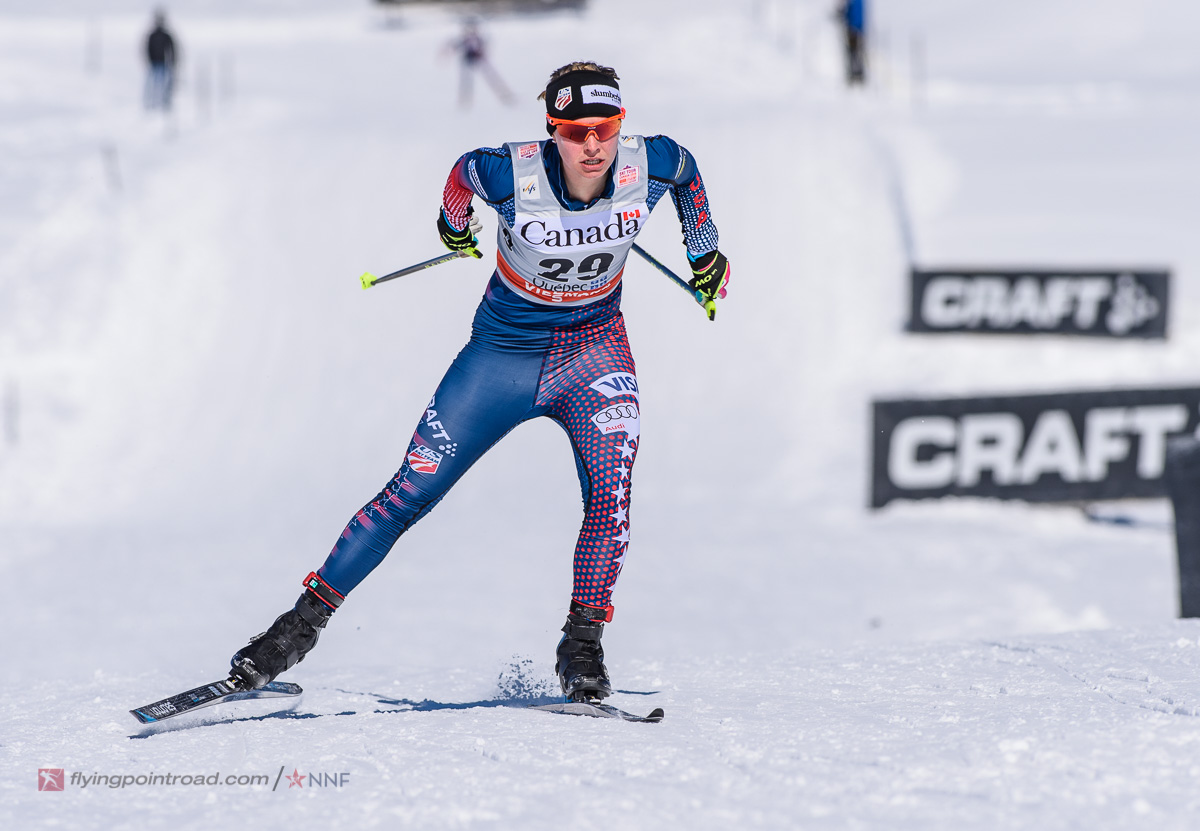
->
[[316, 135, 719, 617]]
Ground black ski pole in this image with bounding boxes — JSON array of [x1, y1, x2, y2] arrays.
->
[[360, 249, 473, 290], [631, 243, 716, 321]]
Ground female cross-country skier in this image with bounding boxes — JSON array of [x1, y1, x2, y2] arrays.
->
[[230, 61, 730, 703]]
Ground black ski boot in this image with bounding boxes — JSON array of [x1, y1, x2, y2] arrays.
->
[[555, 601, 613, 701], [230, 572, 344, 689]]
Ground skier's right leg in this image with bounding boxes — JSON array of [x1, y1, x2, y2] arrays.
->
[[230, 339, 544, 688]]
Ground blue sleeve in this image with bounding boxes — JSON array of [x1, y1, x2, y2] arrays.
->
[[454, 147, 514, 206], [442, 147, 515, 230], [645, 134, 693, 184], [644, 135, 719, 260]]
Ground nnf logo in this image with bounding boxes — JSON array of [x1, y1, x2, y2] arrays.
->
[[38, 769, 64, 791], [907, 269, 1169, 338], [274, 767, 351, 791], [871, 387, 1200, 507]]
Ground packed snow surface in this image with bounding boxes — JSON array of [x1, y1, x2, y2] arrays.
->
[[3, 0, 1200, 828]]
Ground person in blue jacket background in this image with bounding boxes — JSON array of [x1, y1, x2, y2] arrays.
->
[[144, 9, 178, 110], [838, 0, 868, 86]]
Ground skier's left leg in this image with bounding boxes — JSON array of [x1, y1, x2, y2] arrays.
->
[[536, 314, 640, 699]]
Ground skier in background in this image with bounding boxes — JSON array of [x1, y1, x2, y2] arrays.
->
[[229, 61, 731, 703], [444, 18, 513, 108], [144, 9, 178, 110], [836, 0, 867, 86]]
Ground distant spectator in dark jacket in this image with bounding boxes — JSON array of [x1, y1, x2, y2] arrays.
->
[[145, 10, 178, 110]]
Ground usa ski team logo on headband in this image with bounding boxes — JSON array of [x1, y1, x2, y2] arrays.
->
[[555, 87, 572, 111]]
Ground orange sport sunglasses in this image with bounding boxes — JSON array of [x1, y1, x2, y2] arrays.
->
[[546, 109, 626, 143]]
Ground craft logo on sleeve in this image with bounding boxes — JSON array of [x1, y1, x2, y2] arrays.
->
[[38, 768, 64, 791], [406, 445, 443, 475], [616, 165, 639, 188]]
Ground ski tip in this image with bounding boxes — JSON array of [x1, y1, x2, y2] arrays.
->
[[646, 708, 665, 722], [129, 709, 155, 724], [360, 271, 377, 290]]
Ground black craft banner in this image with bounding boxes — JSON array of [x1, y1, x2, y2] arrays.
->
[[871, 387, 1200, 508], [907, 268, 1169, 338]]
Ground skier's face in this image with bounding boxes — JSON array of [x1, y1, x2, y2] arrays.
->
[[553, 117, 619, 199]]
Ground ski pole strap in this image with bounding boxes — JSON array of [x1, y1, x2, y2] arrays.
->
[[570, 599, 614, 623], [303, 571, 345, 611]]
